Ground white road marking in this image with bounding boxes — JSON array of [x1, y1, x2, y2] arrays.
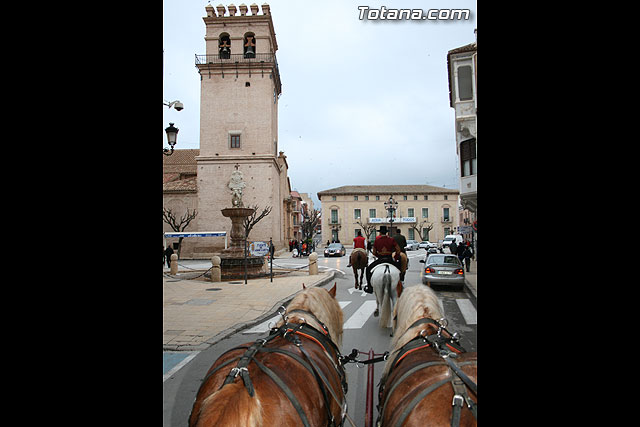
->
[[163, 352, 199, 382], [455, 299, 477, 325], [243, 301, 351, 334], [343, 300, 378, 329]]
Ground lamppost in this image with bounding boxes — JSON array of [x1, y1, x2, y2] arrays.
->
[[384, 195, 398, 234], [163, 122, 179, 156], [163, 99, 183, 156]]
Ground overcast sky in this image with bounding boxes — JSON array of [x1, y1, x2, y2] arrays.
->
[[163, 0, 477, 207]]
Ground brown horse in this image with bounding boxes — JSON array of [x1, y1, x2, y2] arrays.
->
[[189, 284, 346, 427], [377, 285, 477, 426], [350, 248, 368, 289]]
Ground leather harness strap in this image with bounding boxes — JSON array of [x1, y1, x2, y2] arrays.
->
[[378, 317, 477, 427], [192, 318, 347, 427]]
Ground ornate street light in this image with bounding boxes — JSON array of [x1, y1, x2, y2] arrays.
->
[[164, 122, 179, 156], [384, 195, 398, 232]]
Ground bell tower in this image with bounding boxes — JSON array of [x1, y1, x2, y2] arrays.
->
[[195, 3, 286, 248]]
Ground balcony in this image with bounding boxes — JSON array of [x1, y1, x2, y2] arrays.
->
[[195, 53, 281, 95]]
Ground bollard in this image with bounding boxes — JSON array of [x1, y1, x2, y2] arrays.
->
[[170, 254, 178, 275], [210, 256, 221, 282], [308, 252, 318, 275]]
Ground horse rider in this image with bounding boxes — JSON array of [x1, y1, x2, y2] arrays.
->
[[347, 230, 367, 268], [393, 228, 409, 281], [365, 225, 403, 286]]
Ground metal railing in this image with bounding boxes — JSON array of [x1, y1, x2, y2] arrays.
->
[[195, 53, 278, 67], [195, 53, 281, 94]]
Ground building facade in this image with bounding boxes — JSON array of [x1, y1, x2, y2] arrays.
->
[[163, 4, 293, 258], [447, 31, 477, 214], [317, 185, 459, 247]]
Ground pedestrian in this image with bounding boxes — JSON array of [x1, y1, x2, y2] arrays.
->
[[457, 242, 465, 264], [462, 244, 473, 272], [449, 240, 457, 255], [164, 245, 174, 268]]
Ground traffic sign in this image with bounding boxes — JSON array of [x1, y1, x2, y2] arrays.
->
[[249, 241, 269, 256]]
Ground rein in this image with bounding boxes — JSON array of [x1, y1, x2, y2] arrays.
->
[[378, 317, 477, 427]]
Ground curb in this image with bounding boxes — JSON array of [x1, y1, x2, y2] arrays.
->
[[163, 270, 337, 352], [464, 277, 477, 298]]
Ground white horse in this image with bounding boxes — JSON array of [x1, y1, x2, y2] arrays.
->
[[370, 262, 402, 336]]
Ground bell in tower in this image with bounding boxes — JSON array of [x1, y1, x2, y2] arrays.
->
[[219, 34, 231, 59], [244, 34, 256, 58]]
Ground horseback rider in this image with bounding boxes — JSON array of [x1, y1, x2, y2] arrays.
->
[[365, 225, 402, 286], [393, 228, 409, 281], [347, 230, 367, 268]]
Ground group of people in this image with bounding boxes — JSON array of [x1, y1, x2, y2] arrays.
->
[[289, 239, 315, 257], [448, 239, 474, 272], [344, 226, 409, 289]]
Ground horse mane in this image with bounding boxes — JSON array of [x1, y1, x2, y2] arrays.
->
[[278, 286, 344, 347], [382, 286, 443, 378]]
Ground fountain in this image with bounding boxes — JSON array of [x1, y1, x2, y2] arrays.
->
[[218, 165, 265, 280]]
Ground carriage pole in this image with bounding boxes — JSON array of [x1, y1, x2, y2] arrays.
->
[[364, 348, 375, 427]]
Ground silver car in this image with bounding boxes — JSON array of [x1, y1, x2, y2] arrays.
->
[[419, 253, 466, 290], [405, 240, 420, 251]]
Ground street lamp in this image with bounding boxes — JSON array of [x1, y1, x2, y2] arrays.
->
[[384, 195, 398, 233], [164, 122, 179, 156]]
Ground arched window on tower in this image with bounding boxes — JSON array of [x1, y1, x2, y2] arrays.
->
[[244, 33, 256, 58], [219, 34, 231, 59]]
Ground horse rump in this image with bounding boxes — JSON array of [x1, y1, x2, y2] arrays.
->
[[189, 381, 263, 427]]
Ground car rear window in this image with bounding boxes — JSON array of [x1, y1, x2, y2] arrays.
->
[[427, 255, 460, 264]]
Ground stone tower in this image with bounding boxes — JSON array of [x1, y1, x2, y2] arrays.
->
[[195, 3, 288, 250]]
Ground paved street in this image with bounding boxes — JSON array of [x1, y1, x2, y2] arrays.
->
[[163, 248, 476, 427]]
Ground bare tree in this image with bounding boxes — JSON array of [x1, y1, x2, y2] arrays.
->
[[410, 219, 434, 242], [301, 209, 321, 242], [242, 205, 272, 283], [163, 208, 198, 259], [355, 218, 377, 241]]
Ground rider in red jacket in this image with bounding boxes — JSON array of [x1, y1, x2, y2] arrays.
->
[[365, 225, 402, 285]]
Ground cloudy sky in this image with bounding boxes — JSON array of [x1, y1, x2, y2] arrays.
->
[[163, 0, 477, 206]]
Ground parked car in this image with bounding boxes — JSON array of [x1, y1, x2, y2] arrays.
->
[[405, 240, 419, 251], [419, 253, 466, 290], [418, 240, 438, 250], [324, 243, 346, 257]]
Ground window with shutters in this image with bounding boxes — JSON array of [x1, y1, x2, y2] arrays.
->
[[460, 137, 476, 177]]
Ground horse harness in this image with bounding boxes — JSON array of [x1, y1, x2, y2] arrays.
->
[[377, 317, 477, 427], [191, 308, 348, 427]]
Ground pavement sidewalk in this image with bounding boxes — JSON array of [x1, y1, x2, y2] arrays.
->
[[464, 258, 477, 297], [163, 261, 335, 351]]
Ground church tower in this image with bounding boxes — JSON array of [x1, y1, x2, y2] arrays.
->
[[195, 3, 287, 249]]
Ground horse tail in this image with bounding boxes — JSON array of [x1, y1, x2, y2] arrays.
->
[[191, 382, 263, 427], [379, 266, 392, 328]]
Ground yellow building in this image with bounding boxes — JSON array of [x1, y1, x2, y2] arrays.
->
[[317, 185, 459, 246]]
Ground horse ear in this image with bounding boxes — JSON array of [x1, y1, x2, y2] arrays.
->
[[396, 280, 403, 298], [328, 282, 337, 298], [302, 283, 306, 289]]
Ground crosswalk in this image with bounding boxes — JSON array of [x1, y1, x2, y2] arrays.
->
[[243, 295, 477, 334]]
